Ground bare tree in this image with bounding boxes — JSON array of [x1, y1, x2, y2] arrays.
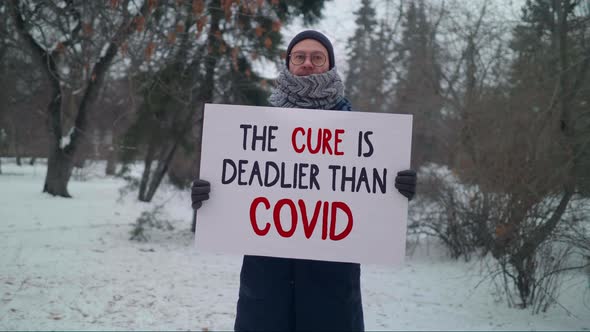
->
[[420, 0, 590, 310], [9, 0, 154, 197]]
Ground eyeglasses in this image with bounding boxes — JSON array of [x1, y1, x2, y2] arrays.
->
[[289, 51, 327, 67]]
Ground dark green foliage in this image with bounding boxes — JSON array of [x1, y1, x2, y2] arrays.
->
[[120, 0, 329, 201], [393, 1, 444, 168], [345, 0, 378, 109], [121, 62, 198, 164], [509, 0, 590, 196], [277, 0, 325, 25], [217, 55, 271, 106]]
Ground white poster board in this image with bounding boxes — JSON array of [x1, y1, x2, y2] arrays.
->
[[196, 103, 412, 265]]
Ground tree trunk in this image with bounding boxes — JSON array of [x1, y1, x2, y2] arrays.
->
[[138, 139, 156, 202], [191, 210, 197, 233], [8, 118, 22, 167], [144, 142, 179, 202], [74, 157, 85, 169], [105, 146, 117, 175], [29, 157, 36, 166], [512, 255, 536, 308], [191, 0, 222, 232], [42, 83, 67, 194], [10, 0, 151, 198], [43, 144, 74, 197]]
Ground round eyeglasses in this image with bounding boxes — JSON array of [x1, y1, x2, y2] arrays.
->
[[289, 51, 327, 67]]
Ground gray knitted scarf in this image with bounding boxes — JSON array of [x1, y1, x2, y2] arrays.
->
[[269, 67, 344, 109]]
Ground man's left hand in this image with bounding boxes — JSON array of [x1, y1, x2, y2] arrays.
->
[[395, 169, 416, 201]]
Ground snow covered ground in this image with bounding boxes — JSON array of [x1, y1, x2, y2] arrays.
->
[[1, 160, 589, 330]]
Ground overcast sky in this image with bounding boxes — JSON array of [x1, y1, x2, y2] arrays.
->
[[282, 0, 359, 72], [253, 0, 359, 78]]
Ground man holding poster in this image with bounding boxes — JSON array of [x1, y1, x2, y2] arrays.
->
[[191, 30, 416, 331]]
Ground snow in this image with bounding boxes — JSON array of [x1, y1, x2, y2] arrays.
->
[[61, 65, 71, 76], [59, 127, 75, 150], [100, 43, 110, 59], [72, 86, 85, 96], [0, 159, 589, 330], [127, 0, 143, 16]]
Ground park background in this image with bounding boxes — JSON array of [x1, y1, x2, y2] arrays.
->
[[0, 0, 589, 330]]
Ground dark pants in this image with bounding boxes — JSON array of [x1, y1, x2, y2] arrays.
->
[[234, 255, 364, 331]]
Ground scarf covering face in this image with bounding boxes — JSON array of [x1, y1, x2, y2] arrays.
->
[[269, 67, 345, 110]]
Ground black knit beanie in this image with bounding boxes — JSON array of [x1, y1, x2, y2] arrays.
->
[[286, 30, 335, 70]]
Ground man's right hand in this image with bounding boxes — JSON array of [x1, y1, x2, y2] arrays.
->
[[191, 179, 210, 210]]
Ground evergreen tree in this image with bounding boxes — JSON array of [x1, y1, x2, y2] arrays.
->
[[508, 0, 590, 195], [393, 1, 443, 168], [119, 0, 328, 202], [345, 0, 378, 110]]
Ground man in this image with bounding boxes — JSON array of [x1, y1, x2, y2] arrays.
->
[[191, 30, 417, 331]]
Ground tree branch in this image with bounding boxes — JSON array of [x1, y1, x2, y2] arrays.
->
[[69, 0, 153, 154], [9, 0, 62, 143]]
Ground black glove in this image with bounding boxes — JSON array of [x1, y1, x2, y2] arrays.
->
[[191, 179, 210, 210], [395, 169, 416, 201]]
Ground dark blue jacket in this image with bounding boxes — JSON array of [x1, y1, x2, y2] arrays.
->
[[234, 98, 364, 331]]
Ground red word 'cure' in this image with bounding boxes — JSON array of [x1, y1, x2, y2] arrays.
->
[[249, 197, 353, 241], [291, 127, 345, 155]]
